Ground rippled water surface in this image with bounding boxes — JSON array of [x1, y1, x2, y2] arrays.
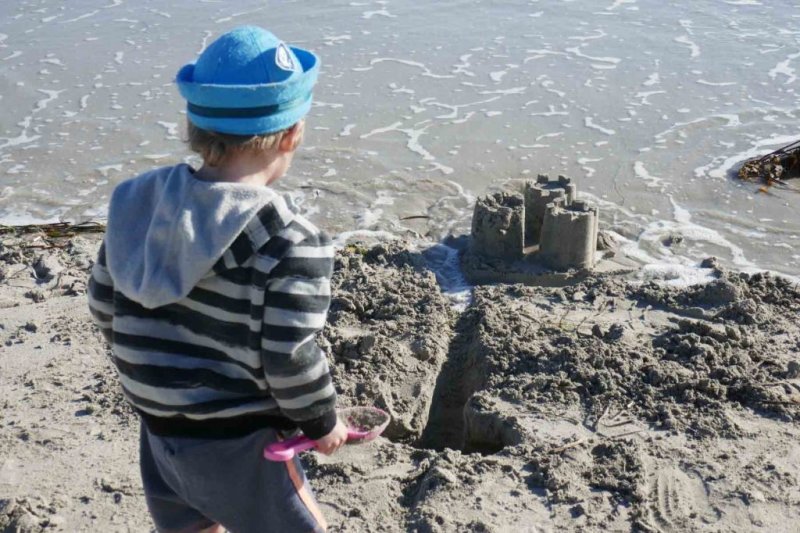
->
[[1, 0, 799, 277]]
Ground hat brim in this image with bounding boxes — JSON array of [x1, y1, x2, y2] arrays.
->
[[176, 46, 319, 135], [187, 95, 313, 136]]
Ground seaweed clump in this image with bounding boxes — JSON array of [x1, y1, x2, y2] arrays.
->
[[738, 139, 800, 186]]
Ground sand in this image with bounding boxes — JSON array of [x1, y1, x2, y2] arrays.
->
[[1, 230, 799, 532]]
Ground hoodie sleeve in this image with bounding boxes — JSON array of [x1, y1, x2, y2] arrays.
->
[[259, 226, 338, 440], [87, 241, 115, 344]]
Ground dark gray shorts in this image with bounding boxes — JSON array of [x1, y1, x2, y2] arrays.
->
[[139, 423, 327, 533]]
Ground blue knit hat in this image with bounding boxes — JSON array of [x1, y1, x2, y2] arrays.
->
[[176, 26, 318, 135]]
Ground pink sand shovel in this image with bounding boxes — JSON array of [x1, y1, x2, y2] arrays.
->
[[264, 406, 390, 462]]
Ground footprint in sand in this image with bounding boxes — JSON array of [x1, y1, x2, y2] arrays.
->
[[646, 465, 720, 532]]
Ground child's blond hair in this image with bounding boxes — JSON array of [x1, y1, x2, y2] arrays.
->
[[187, 120, 287, 166]]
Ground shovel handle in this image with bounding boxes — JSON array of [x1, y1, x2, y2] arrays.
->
[[263, 435, 316, 462], [263, 429, 374, 462]]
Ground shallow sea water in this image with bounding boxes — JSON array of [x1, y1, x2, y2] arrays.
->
[[1, 0, 799, 279]]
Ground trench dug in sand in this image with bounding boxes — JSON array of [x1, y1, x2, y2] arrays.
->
[[323, 242, 517, 456], [419, 306, 520, 455]]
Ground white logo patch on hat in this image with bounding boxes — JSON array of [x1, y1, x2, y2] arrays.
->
[[275, 43, 295, 72]]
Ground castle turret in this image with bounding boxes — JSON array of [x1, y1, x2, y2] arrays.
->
[[538, 199, 599, 270], [523, 174, 576, 245], [471, 192, 525, 261]]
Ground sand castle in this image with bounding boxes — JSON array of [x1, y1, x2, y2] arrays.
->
[[464, 174, 600, 283]]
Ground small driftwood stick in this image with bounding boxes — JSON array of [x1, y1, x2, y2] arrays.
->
[[550, 437, 588, 454]]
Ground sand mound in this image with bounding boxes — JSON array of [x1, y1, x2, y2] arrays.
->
[[322, 243, 456, 441]]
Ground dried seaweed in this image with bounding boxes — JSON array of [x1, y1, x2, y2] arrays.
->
[[0, 222, 105, 256], [738, 139, 800, 186], [0, 221, 104, 240]]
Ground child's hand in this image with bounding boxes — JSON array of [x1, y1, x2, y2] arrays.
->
[[314, 419, 348, 455]]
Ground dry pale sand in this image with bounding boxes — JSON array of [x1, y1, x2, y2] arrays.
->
[[1, 229, 799, 533]]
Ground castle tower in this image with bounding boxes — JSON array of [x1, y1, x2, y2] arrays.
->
[[523, 175, 576, 245], [538, 199, 599, 270], [471, 192, 525, 261]]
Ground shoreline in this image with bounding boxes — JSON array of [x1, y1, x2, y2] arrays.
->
[[1, 229, 799, 531]]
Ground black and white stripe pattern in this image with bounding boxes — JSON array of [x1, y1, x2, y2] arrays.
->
[[88, 194, 337, 437]]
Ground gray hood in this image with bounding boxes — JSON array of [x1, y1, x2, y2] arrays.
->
[[105, 164, 278, 309]]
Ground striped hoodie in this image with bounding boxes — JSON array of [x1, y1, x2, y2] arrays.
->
[[87, 164, 337, 439]]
